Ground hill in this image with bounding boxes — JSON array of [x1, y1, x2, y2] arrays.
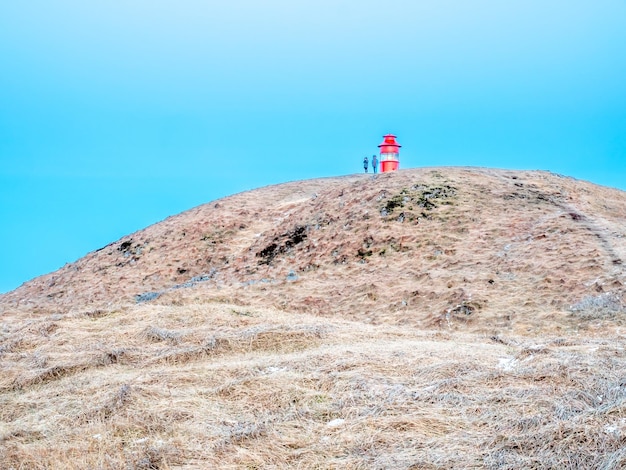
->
[[1, 167, 626, 468]]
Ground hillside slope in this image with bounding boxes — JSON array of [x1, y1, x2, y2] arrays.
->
[[2, 167, 625, 333], [1, 167, 626, 469]]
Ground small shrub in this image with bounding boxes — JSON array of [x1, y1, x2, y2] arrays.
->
[[569, 293, 623, 319]]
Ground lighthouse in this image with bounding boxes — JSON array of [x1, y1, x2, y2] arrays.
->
[[378, 134, 401, 172]]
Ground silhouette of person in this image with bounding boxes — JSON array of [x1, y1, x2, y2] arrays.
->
[[372, 154, 378, 174], [363, 156, 369, 173]]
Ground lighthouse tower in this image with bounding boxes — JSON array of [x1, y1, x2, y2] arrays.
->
[[378, 134, 401, 172]]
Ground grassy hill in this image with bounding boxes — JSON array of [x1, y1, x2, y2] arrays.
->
[[1, 167, 626, 468]]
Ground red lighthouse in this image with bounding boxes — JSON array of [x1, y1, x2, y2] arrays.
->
[[378, 134, 401, 172]]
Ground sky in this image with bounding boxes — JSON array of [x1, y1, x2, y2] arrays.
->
[[1, 0, 625, 293]]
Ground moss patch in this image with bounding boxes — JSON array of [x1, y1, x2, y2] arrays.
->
[[379, 184, 457, 220]]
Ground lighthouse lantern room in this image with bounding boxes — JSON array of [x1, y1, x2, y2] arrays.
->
[[378, 134, 401, 172]]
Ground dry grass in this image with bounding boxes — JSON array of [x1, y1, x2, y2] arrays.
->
[[1, 301, 626, 469], [4, 168, 626, 328], [2, 168, 626, 468]]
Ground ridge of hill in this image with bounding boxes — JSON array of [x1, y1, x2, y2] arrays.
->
[[1, 167, 626, 468], [2, 167, 625, 334]]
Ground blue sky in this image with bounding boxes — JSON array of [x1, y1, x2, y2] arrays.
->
[[1, 0, 625, 293]]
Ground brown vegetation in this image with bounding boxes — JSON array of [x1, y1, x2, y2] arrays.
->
[[1, 167, 626, 468]]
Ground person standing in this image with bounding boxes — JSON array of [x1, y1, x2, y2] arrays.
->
[[363, 156, 369, 173], [372, 154, 378, 174]]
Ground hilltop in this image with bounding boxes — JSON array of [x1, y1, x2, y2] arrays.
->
[[3, 167, 625, 333], [1, 167, 626, 468]]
